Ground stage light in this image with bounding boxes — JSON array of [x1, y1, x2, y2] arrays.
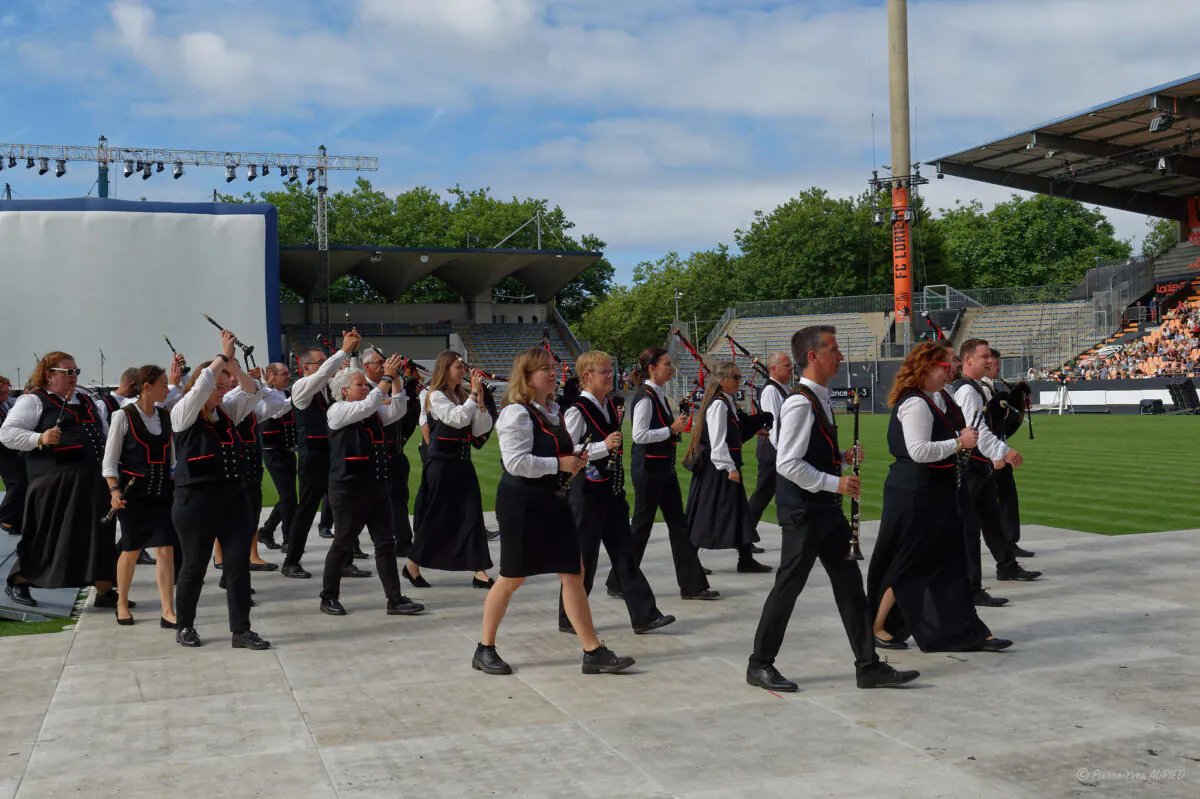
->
[[305, 167, 316, 185], [123, 160, 134, 177], [6, 155, 14, 168], [1157, 156, 1170, 175], [172, 161, 184, 179], [247, 163, 257, 181], [1150, 112, 1174, 133], [262, 163, 270, 176], [136, 160, 144, 172], [26, 157, 34, 169], [225, 165, 237, 182], [288, 166, 299, 183], [872, 210, 884, 225], [141, 162, 152, 180], [156, 161, 164, 173], [37, 157, 49, 175], [55, 159, 66, 178]]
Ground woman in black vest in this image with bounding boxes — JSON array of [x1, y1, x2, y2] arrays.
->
[[473, 348, 634, 676], [405, 351, 494, 589], [559, 350, 673, 635], [605, 347, 714, 601], [866, 343, 1012, 653], [0, 375, 28, 537], [684, 360, 774, 573], [320, 356, 425, 616], [102, 365, 178, 626], [170, 330, 269, 650], [1, 352, 117, 609]]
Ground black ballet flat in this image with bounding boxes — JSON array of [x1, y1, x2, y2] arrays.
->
[[403, 567, 431, 588], [472, 576, 495, 590], [160, 617, 177, 629], [115, 611, 135, 626], [873, 635, 909, 650]]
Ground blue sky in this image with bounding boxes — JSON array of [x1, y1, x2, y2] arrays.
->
[[2, 0, 1198, 284]]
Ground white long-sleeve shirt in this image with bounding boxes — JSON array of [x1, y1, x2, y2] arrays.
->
[[705, 393, 738, 473], [897, 392, 961, 464], [227, 382, 290, 424], [760, 380, 788, 449], [497, 401, 561, 478], [631, 380, 674, 445], [291, 351, 347, 410], [563, 391, 615, 462], [426, 389, 492, 436], [327, 386, 406, 430], [169, 365, 260, 432], [776, 377, 842, 494], [953, 380, 1009, 461], [0, 390, 108, 452], [101, 403, 172, 479]]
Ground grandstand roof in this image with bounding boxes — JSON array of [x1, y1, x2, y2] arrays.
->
[[929, 72, 1200, 221], [280, 245, 602, 301]]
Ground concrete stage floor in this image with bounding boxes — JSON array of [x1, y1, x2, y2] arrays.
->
[[1, 517, 1198, 798]]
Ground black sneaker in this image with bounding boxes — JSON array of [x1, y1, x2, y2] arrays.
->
[[582, 643, 635, 675], [177, 626, 202, 647], [232, 631, 271, 650], [318, 527, 334, 539], [857, 661, 920, 689], [746, 663, 798, 692], [281, 563, 312, 579], [997, 564, 1042, 581], [4, 584, 37, 607], [386, 596, 425, 615], [633, 614, 676, 635], [472, 643, 512, 675], [320, 597, 347, 616]]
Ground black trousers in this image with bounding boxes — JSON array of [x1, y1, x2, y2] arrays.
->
[[261, 448, 297, 544], [320, 496, 333, 532], [391, 452, 413, 556], [607, 474, 708, 596], [322, 482, 402, 602], [747, 449, 777, 525], [285, 449, 330, 567], [750, 503, 877, 671], [993, 465, 1021, 548], [561, 490, 660, 629], [0, 451, 27, 533], [173, 482, 253, 634], [961, 470, 1015, 591]]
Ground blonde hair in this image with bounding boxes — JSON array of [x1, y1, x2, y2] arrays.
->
[[887, 343, 951, 407], [503, 348, 554, 407], [683, 360, 738, 465], [575, 350, 612, 376], [425, 350, 467, 413]]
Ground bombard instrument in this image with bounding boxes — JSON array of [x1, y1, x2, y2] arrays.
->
[[202, 313, 257, 369], [101, 477, 136, 524], [846, 392, 864, 561], [163, 335, 191, 376]]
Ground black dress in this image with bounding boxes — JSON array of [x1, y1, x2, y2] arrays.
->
[[866, 389, 992, 652], [687, 394, 769, 551], [113, 405, 177, 552], [495, 403, 581, 578], [409, 393, 493, 572]]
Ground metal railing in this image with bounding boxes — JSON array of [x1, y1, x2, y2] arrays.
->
[[733, 293, 894, 318], [704, 306, 738, 352]]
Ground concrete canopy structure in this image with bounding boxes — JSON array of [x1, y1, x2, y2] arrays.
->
[[930, 73, 1200, 222], [280, 245, 601, 302]]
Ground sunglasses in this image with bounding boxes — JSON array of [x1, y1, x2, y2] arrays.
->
[[933, 361, 952, 370], [50, 367, 82, 376]]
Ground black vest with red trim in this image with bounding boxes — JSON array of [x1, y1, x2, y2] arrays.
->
[[631, 385, 677, 483], [260, 389, 297, 451], [0, 401, 22, 468], [777, 384, 842, 509], [26, 389, 106, 480], [570, 394, 624, 498], [173, 406, 243, 487], [886, 389, 958, 490], [235, 412, 265, 486], [100, 393, 123, 416], [499, 403, 572, 490], [293, 389, 331, 453], [755, 379, 787, 461], [951, 377, 994, 476], [117, 405, 173, 498], [695, 394, 744, 469], [330, 408, 391, 484], [426, 391, 473, 461]]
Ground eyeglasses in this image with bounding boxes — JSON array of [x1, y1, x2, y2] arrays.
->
[[593, 369, 614, 376], [729, 374, 743, 382], [50, 367, 82, 376]]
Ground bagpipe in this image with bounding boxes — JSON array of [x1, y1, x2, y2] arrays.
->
[[541, 338, 573, 385], [456, 356, 501, 447], [920, 311, 947, 342], [725, 334, 770, 413], [672, 328, 709, 432], [989, 378, 1034, 440]]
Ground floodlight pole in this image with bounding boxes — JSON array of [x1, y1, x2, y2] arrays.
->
[[888, 0, 914, 349], [316, 145, 332, 345]]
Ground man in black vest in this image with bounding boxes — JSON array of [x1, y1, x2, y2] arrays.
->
[[97, 367, 139, 422], [0, 376, 26, 536], [954, 339, 1039, 609], [747, 325, 918, 692], [282, 330, 359, 578], [986, 348, 1034, 559], [747, 351, 793, 529], [257, 362, 296, 551]]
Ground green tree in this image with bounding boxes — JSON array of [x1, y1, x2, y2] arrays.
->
[[1141, 217, 1180, 257]]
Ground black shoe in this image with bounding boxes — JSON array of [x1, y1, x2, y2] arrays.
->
[[746, 663, 798, 692], [973, 589, 1009, 607], [857, 662, 920, 689], [558, 623, 576, 635], [606, 587, 624, 599], [352, 547, 369, 560], [965, 637, 1014, 652], [320, 596, 347, 616], [232, 631, 271, 650], [248, 562, 279, 572], [472, 643, 512, 675], [281, 563, 312, 579], [737, 558, 773, 574], [751, 544, 765, 554], [115, 611, 135, 626], [160, 617, 177, 629], [318, 527, 334, 539], [582, 643, 635, 675], [386, 595, 426, 615], [702, 568, 713, 576], [177, 626, 202, 647], [136, 550, 156, 566], [997, 565, 1041, 581], [402, 566, 431, 588], [486, 528, 501, 541], [5, 584, 37, 607], [0, 522, 16, 535], [1013, 547, 1035, 558], [342, 563, 372, 579], [472, 576, 495, 590], [93, 590, 134, 609], [633, 614, 676, 634], [873, 635, 909, 650], [260, 529, 281, 550], [681, 589, 721, 601], [213, 561, 223, 570], [279, 541, 289, 555]]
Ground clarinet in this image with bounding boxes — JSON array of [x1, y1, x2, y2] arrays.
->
[[846, 392, 864, 561], [607, 403, 626, 495], [101, 477, 136, 524]]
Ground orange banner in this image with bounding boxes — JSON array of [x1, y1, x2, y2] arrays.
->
[[892, 187, 912, 321]]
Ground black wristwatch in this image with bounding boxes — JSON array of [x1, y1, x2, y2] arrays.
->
[[215, 353, 229, 363]]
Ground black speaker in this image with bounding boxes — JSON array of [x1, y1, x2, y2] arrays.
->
[[1166, 379, 1199, 412], [1140, 398, 1164, 415]]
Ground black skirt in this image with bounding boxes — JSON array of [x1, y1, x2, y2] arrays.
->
[[409, 458, 492, 572], [10, 466, 115, 587], [686, 459, 759, 550], [496, 478, 580, 578], [866, 466, 991, 652], [117, 495, 178, 551]]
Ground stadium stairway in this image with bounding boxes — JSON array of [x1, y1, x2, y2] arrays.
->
[[458, 324, 574, 378], [958, 301, 1099, 364], [1151, 239, 1200, 280]]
